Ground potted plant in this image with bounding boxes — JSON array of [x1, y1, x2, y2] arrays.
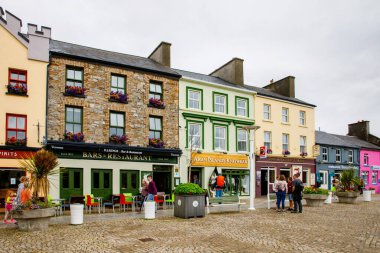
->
[[148, 97, 165, 109], [282, 150, 290, 156], [6, 137, 27, 146], [12, 150, 59, 231], [267, 148, 273, 154], [300, 152, 308, 157], [303, 186, 329, 207], [64, 85, 85, 97], [6, 83, 28, 95], [109, 91, 128, 103], [336, 169, 361, 204], [174, 183, 206, 219], [149, 138, 165, 148], [64, 131, 84, 142], [109, 134, 128, 144]]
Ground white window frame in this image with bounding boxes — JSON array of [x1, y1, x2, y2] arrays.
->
[[348, 150, 353, 163], [237, 128, 248, 152], [282, 133, 289, 151], [264, 131, 271, 150], [299, 111, 306, 125], [188, 122, 202, 149], [364, 154, 369, 165], [188, 89, 201, 110], [214, 125, 227, 151], [322, 147, 328, 162], [263, 104, 271, 120], [236, 98, 247, 117], [336, 149, 341, 163], [282, 107, 289, 123], [300, 136, 306, 153], [214, 94, 226, 114], [372, 171, 378, 185]]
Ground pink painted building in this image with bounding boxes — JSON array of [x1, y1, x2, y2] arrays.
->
[[360, 149, 380, 193]]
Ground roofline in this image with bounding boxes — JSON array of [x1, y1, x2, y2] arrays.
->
[[315, 142, 360, 149], [50, 51, 182, 79], [255, 93, 316, 108]]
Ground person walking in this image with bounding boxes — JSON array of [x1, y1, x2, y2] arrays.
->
[[292, 173, 304, 213], [146, 175, 157, 201], [3, 191, 16, 224], [215, 174, 225, 198], [275, 175, 288, 212], [139, 179, 149, 212], [287, 177, 294, 211]]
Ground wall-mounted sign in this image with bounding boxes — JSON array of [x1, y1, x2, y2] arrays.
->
[[371, 166, 380, 170], [10, 178, 16, 185], [310, 173, 316, 186], [313, 145, 320, 157], [191, 153, 248, 168], [0, 150, 36, 159], [292, 165, 302, 176], [328, 165, 359, 170]]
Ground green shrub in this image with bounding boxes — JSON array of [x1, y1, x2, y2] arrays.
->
[[174, 183, 205, 195], [303, 186, 329, 195]]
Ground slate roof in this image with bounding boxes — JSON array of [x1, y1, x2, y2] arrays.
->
[[174, 69, 315, 107], [316, 131, 380, 150], [49, 40, 181, 78]]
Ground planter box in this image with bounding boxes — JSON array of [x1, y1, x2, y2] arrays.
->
[[363, 190, 371, 202], [12, 208, 55, 231], [174, 195, 205, 219], [336, 191, 360, 204], [303, 194, 328, 207]]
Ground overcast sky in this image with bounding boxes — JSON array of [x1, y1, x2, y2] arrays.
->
[[1, 0, 379, 136]]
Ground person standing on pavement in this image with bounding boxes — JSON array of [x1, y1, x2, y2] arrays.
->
[[273, 176, 280, 210], [287, 177, 294, 211], [139, 179, 149, 212], [215, 174, 225, 198], [146, 175, 157, 201], [292, 173, 304, 213], [274, 175, 288, 212]]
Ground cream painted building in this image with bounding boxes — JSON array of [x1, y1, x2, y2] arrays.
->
[[176, 58, 256, 196], [0, 7, 51, 203], [248, 76, 317, 197]]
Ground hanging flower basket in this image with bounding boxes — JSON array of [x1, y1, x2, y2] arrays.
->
[[282, 150, 290, 156], [267, 148, 273, 154], [109, 91, 128, 104], [63, 131, 84, 142], [149, 138, 165, 148], [109, 134, 128, 144], [148, 98, 165, 109], [6, 137, 27, 146], [64, 85, 85, 97], [6, 83, 28, 95]]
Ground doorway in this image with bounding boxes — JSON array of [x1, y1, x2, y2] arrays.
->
[[60, 168, 83, 200], [0, 168, 25, 208], [91, 169, 113, 200], [261, 168, 276, 195], [153, 165, 172, 194], [280, 168, 290, 179], [120, 170, 139, 195], [319, 170, 328, 189], [190, 167, 203, 187]]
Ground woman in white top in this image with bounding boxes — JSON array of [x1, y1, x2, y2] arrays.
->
[[275, 175, 288, 212]]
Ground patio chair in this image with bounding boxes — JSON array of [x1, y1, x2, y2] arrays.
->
[[103, 195, 117, 213], [165, 193, 175, 208], [122, 193, 135, 212], [154, 192, 165, 210], [85, 194, 99, 214], [48, 195, 62, 216], [61, 196, 71, 212]]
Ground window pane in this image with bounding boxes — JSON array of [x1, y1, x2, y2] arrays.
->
[[149, 131, 155, 139], [67, 69, 74, 79], [111, 75, 117, 86], [74, 124, 81, 133], [117, 114, 124, 127], [104, 173, 110, 189], [110, 113, 117, 126], [66, 124, 74, 133], [121, 173, 127, 189], [155, 84, 162, 94], [66, 108, 73, 122], [74, 70, 82, 80], [74, 172, 81, 188], [8, 116, 16, 128], [155, 118, 162, 131], [154, 132, 161, 139], [17, 132, 25, 139], [93, 172, 99, 189], [149, 117, 155, 129], [118, 77, 124, 88], [11, 73, 18, 80], [74, 109, 81, 123], [116, 128, 124, 136], [131, 173, 137, 189], [110, 127, 117, 136], [19, 74, 26, 81], [62, 172, 69, 188], [17, 117, 25, 129], [7, 131, 16, 138], [150, 83, 156, 92]]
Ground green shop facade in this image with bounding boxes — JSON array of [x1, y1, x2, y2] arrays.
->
[[46, 141, 182, 201]]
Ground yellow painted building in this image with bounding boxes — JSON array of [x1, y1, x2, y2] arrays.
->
[[0, 7, 51, 203], [248, 76, 317, 196]]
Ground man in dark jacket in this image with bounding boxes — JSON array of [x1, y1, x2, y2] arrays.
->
[[291, 173, 304, 213], [147, 175, 157, 201]]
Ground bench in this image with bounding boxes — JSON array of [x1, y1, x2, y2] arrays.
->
[[208, 195, 245, 212]]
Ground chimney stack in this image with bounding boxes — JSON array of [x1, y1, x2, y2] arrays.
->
[[263, 76, 295, 98], [348, 121, 370, 141], [210, 58, 244, 85], [148, 41, 171, 67], [27, 23, 51, 62]]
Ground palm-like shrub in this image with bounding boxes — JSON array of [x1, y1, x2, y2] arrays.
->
[[19, 150, 59, 205], [340, 168, 360, 192]]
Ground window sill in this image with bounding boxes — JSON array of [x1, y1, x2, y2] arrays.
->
[[63, 92, 86, 98], [5, 92, 28, 97], [262, 119, 273, 123], [281, 122, 291, 126], [109, 98, 128, 104], [298, 125, 308, 128], [147, 104, 165, 109]]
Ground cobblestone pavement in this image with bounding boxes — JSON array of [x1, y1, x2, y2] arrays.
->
[[0, 199, 379, 253]]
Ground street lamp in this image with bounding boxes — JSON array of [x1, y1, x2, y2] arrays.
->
[[243, 125, 260, 210]]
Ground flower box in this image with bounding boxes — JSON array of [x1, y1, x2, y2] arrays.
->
[[149, 138, 165, 148], [282, 150, 290, 156], [148, 98, 165, 109], [267, 148, 273, 154], [109, 91, 128, 104], [6, 137, 27, 146], [300, 152, 308, 157], [64, 85, 86, 97], [109, 134, 128, 144], [64, 132, 84, 142], [6, 83, 28, 95]]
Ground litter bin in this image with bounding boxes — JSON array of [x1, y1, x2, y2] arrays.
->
[[363, 190, 371, 202], [70, 203, 84, 225], [324, 192, 332, 204], [144, 201, 155, 219]]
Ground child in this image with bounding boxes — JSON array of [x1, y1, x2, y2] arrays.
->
[[3, 191, 17, 224]]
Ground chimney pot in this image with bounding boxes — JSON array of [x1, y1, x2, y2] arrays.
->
[[148, 41, 171, 67]]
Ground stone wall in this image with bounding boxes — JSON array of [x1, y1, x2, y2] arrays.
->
[[47, 56, 179, 148]]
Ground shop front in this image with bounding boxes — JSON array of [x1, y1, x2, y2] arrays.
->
[[255, 156, 316, 197], [360, 149, 380, 193], [316, 164, 359, 190], [190, 152, 249, 196], [0, 148, 39, 208], [46, 141, 182, 200]]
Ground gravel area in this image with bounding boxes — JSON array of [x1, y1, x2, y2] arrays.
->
[[0, 200, 379, 253]]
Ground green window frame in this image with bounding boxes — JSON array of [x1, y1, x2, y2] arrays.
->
[[149, 81, 163, 100], [235, 96, 249, 117], [236, 127, 248, 152], [186, 120, 204, 149], [213, 123, 229, 151], [65, 106, 83, 134], [60, 168, 83, 200], [149, 116, 162, 139], [111, 74, 126, 94], [66, 66, 83, 88], [213, 92, 228, 114], [109, 111, 125, 137], [186, 87, 203, 110]]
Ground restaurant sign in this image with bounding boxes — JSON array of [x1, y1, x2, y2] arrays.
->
[[0, 150, 36, 159], [191, 153, 248, 168], [371, 166, 380, 170], [55, 151, 178, 164], [327, 165, 359, 170]]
